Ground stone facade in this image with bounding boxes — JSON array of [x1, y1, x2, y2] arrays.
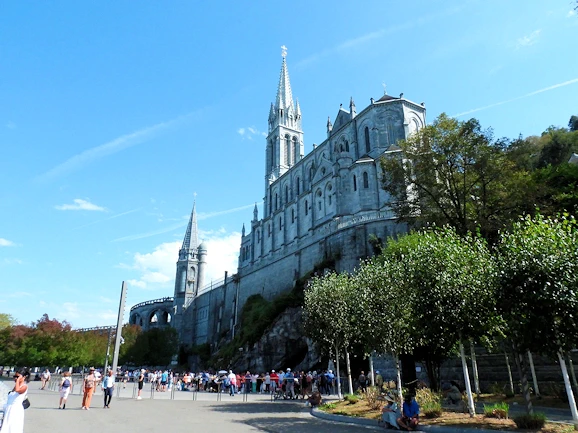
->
[[130, 52, 426, 368]]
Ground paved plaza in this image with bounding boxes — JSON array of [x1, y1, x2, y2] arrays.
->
[[4, 379, 378, 433]]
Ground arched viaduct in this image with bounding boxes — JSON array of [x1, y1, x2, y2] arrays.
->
[[129, 297, 174, 331]]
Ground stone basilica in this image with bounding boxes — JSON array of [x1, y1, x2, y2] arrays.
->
[[129, 51, 426, 361]]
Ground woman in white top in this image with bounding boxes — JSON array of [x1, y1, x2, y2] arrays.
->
[[1, 369, 29, 433]]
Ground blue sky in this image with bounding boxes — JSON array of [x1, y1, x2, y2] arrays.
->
[[1, 1, 577, 328]]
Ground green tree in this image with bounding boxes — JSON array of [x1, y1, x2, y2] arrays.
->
[[537, 127, 578, 168], [497, 214, 578, 418], [125, 327, 178, 366], [0, 313, 16, 329], [569, 115, 578, 132], [380, 113, 528, 243], [382, 227, 498, 415], [354, 256, 415, 401], [303, 271, 360, 395]]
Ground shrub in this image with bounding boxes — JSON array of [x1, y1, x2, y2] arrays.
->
[[416, 388, 443, 418], [483, 402, 509, 419], [364, 386, 382, 410], [320, 402, 336, 410], [344, 394, 359, 404], [513, 413, 546, 429]]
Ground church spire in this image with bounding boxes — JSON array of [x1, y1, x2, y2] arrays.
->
[[181, 201, 199, 252], [275, 46, 293, 112]]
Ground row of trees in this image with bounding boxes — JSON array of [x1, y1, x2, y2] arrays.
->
[[0, 314, 178, 368], [305, 112, 578, 421], [304, 215, 578, 418]]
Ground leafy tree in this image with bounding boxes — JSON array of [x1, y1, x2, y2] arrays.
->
[[0, 313, 16, 329], [382, 227, 498, 414], [303, 271, 360, 394], [380, 113, 528, 243], [497, 214, 578, 415], [125, 327, 178, 366], [537, 127, 578, 168], [354, 256, 415, 401], [531, 163, 578, 216], [569, 115, 578, 132]]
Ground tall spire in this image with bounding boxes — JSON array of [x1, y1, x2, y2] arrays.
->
[[275, 46, 293, 111], [181, 201, 199, 251]]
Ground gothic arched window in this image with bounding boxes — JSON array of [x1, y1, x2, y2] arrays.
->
[[293, 136, 299, 162], [291, 208, 295, 223], [353, 175, 357, 191], [275, 193, 278, 210], [285, 135, 291, 165], [364, 127, 371, 153], [296, 177, 300, 195], [305, 200, 309, 216], [363, 172, 369, 188], [285, 185, 289, 203], [345, 140, 350, 152]]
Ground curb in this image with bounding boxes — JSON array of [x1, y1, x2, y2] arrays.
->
[[310, 408, 524, 433]]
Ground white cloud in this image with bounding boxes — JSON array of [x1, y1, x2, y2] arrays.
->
[[567, 10, 576, 17], [516, 29, 541, 49], [0, 238, 15, 247], [123, 229, 241, 293], [55, 199, 106, 211], [237, 126, 266, 140], [5, 121, 16, 129], [2, 258, 23, 265], [453, 77, 578, 118]]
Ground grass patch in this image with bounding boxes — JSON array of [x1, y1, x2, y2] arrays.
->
[[318, 399, 572, 432], [484, 402, 510, 419], [344, 394, 359, 404]]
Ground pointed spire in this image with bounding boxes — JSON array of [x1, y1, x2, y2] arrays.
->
[[350, 96, 356, 119], [181, 201, 199, 251], [253, 203, 258, 221], [275, 46, 294, 112], [242, 223, 246, 237], [296, 99, 301, 117]]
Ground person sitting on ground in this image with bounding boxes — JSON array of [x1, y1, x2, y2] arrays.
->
[[307, 391, 322, 407], [397, 394, 420, 431], [381, 395, 400, 429], [443, 380, 462, 404]]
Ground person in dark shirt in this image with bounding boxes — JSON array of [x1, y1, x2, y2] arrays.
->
[[397, 394, 420, 431]]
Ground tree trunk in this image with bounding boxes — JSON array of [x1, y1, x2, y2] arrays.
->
[[369, 352, 375, 386], [470, 340, 480, 394], [504, 351, 515, 396], [345, 348, 353, 395], [527, 351, 541, 397], [335, 343, 342, 400], [566, 352, 578, 395], [396, 354, 403, 407], [513, 345, 533, 415], [558, 351, 578, 429], [401, 353, 418, 393], [460, 341, 476, 417]]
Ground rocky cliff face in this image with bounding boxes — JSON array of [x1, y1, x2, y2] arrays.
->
[[232, 307, 319, 373]]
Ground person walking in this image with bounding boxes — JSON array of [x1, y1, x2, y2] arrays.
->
[[58, 371, 73, 409], [102, 370, 115, 408], [82, 367, 97, 410], [228, 370, 237, 396], [1, 369, 29, 433], [136, 369, 145, 400], [285, 368, 295, 399]]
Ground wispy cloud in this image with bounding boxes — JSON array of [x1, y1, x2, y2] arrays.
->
[[5, 121, 16, 129], [452, 77, 578, 118], [237, 126, 266, 140], [197, 203, 255, 220], [295, 5, 463, 70], [0, 238, 15, 247], [55, 199, 106, 211], [37, 108, 208, 182], [567, 10, 576, 17], [113, 203, 254, 242], [515, 29, 542, 49], [72, 208, 141, 230]]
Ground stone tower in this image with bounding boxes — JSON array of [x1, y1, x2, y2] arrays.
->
[[264, 46, 304, 218], [172, 201, 206, 336]]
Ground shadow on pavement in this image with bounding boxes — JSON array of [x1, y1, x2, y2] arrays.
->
[[209, 401, 307, 414]]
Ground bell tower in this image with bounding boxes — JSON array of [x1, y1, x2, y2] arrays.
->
[[264, 46, 304, 216]]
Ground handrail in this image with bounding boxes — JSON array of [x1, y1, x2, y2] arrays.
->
[[130, 297, 174, 312]]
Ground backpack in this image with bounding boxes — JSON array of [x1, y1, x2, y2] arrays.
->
[[62, 378, 71, 388]]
